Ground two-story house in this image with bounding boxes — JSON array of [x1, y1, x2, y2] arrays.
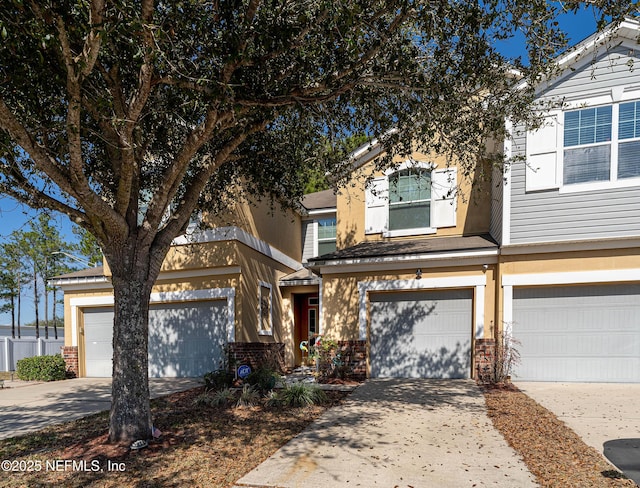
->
[[55, 18, 640, 383], [495, 18, 640, 382]]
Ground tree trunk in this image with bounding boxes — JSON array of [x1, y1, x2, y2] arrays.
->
[[108, 265, 155, 444], [53, 288, 58, 340], [17, 284, 21, 339], [33, 267, 39, 339], [10, 296, 15, 339]]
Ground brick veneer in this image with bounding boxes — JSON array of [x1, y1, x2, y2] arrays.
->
[[474, 338, 496, 383], [227, 342, 286, 374], [317, 340, 367, 381], [62, 346, 79, 378]]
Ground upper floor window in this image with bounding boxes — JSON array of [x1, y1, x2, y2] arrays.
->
[[258, 282, 273, 335], [365, 162, 456, 237], [388, 168, 431, 231], [316, 218, 337, 255], [618, 101, 640, 179], [526, 99, 640, 192]]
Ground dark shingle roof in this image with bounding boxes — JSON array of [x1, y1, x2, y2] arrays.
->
[[301, 189, 337, 211], [309, 234, 498, 262], [52, 266, 105, 280]]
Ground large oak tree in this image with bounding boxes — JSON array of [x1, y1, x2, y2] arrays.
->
[[0, 0, 633, 444]]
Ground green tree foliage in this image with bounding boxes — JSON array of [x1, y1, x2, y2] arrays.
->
[[0, 0, 635, 444], [0, 236, 25, 338], [72, 225, 103, 266]]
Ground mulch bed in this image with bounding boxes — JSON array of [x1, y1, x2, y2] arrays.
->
[[483, 384, 636, 488], [0, 386, 350, 488]]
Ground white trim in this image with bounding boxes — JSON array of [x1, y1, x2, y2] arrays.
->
[[306, 208, 337, 217], [501, 236, 640, 255], [558, 176, 640, 194], [475, 285, 485, 340], [502, 119, 512, 246], [318, 277, 324, 335], [383, 159, 436, 175], [358, 275, 486, 340], [173, 226, 303, 271], [70, 287, 237, 347], [503, 285, 513, 325], [257, 281, 273, 336], [316, 249, 498, 272], [383, 227, 436, 238], [502, 268, 640, 287]]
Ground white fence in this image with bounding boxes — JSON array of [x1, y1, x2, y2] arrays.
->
[[0, 337, 65, 372]]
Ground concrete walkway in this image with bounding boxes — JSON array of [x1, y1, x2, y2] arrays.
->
[[517, 382, 640, 485], [0, 377, 201, 440], [235, 379, 537, 488], [516, 382, 640, 455]]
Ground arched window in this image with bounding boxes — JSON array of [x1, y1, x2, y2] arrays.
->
[[388, 168, 431, 231]]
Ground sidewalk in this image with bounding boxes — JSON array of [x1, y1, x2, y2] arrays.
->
[[0, 377, 201, 440]]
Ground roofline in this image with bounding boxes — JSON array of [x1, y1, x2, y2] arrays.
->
[[516, 17, 640, 92], [309, 248, 499, 274]]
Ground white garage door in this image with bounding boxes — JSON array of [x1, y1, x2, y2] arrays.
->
[[369, 289, 472, 378], [513, 284, 640, 382], [83, 300, 228, 378]]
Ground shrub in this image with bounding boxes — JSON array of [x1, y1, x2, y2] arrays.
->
[[203, 369, 234, 391], [16, 354, 67, 381], [246, 367, 280, 393], [277, 383, 327, 407], [236, 384, 260, 408], [194, 387, 237, 408], [477, 326, 521, 385]]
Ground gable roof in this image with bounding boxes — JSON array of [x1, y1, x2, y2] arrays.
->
[[518, 17, 640, 93], [301, 189, 336, 211]]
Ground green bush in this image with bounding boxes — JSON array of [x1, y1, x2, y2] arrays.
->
[[276, 383, 327, 407], [246, 367, 280, 393], [16, 354, 67, 381], [203, 369, 234, 391]]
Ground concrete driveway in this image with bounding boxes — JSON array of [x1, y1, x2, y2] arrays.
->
[[235, 379, 536, 488], [517, 382, 640, 484], [0, 377, 201, 440]]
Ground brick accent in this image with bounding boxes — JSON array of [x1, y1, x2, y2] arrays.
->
[[62, 346, 79, 378], [318, 340, 367, 381], [474, 338, 496, 383], [227, 342, 286, 374]]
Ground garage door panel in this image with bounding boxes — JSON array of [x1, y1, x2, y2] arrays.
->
[[148, 301, 227, 377], [370, 289, 472, 379], [84, 300, 227, 378], [84, 307, 114, 378], [513, 284, 640, 382]]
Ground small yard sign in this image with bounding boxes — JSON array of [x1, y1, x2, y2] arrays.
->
[[237, 365, 251, 379]]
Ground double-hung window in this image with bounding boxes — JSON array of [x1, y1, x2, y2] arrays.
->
[[316, 218, 337, 255], [618, 101, 640, 179], [388, 168, 431, 231], [561, 100, 640, 186], [563, 106, 612, 185]]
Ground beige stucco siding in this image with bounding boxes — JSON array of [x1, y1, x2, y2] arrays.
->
[[337, 150, 492, 249], [321, 265, 496, 341], [201, 197, 302, 262]]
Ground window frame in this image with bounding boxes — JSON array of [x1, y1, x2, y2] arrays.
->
[[557, 98, 640, 194], [315, 217, 337, 256], [383, 161, 437, 238], [257, 281, 273, 336]]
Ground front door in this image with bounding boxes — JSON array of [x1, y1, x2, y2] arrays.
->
[[294, 294, 319, 366]]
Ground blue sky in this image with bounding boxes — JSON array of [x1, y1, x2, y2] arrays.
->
[[0, 8, 610, 326]]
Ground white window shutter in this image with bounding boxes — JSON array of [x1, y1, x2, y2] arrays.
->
[[365, 177, 388, 234], [526, 112, 560, 191], [432, 168, 457, 228]]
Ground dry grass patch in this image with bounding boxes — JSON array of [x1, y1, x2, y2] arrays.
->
[[0, 386, 349, 488], [484, 386, 635, 488]]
